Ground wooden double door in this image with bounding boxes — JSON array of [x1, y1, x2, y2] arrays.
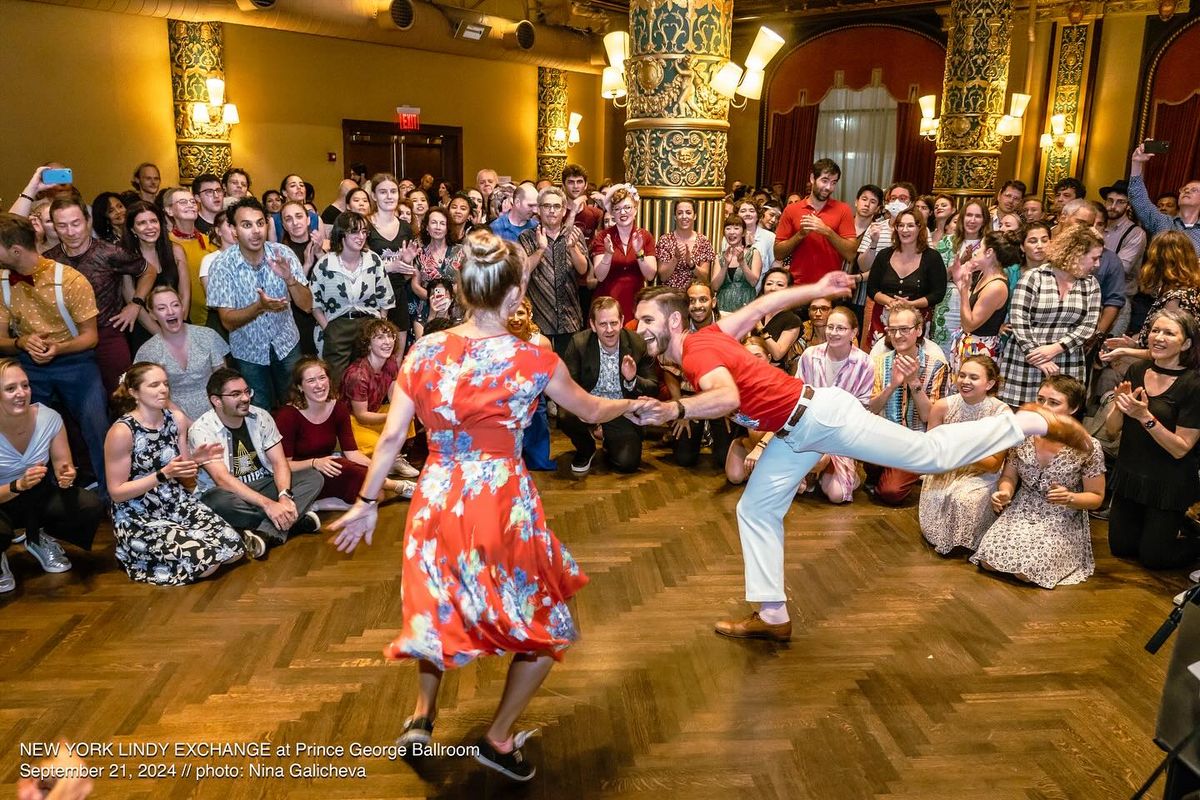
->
[[342, 119, 463, 187]]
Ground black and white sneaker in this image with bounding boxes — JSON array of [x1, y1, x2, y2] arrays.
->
[[396, 716, 434, 748], [570, 451, 595, 475], [474, 730, 538, 781], [239, 529, 267, 559], [291, 511, 321, 535]]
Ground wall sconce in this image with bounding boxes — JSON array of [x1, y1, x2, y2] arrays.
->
[[918, 94, 940, 140], [1039, 114, 1078, 150], [711, 26, 784, 109], [191, 74, 239, 126], [995, 92, 1030, 142], [601, 27, 783, 111], [568, 112, 581, 145], [602, 31, 629, 108], [918, 92, 1029, 142], [554, 112, 583, 147]]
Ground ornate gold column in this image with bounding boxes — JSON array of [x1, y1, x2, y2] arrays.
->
[[1037, 22, 1093, 201], [168, 20, 231, 183], [625, 0, 733, 242], [537, 67, 569, 184], [932, 0, 1014, 203]]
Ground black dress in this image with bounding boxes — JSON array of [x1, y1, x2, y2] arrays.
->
[[281, 237, 318, 355], [1107, 360, 1200, 569], [762, 310, 802, 370], [368, 221, 415, 332], [1111, 361, 1200, 511]]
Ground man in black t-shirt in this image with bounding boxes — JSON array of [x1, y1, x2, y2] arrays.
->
[[189, 368, 324, 551]]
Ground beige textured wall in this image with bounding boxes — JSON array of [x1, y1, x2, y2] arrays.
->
[[0, 0, 618, 206], [0, 1, 178, 201], [1083, 15, 1146, 193]]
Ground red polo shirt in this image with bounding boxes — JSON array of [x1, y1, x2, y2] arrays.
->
[[774, 197, 856, 285]]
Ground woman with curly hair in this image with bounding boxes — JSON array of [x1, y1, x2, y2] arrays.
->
[[997, 223, 1102, 407], [1102, 230, 1200, 364], [591, 185, 657, 319], [92, 192, 127, 244]]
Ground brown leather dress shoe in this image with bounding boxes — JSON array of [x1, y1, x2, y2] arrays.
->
[[714, 612, 792, 642], [1018, 403, 1093, 453]]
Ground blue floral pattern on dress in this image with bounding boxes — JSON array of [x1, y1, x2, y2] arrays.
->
[[384, 332, 589, 669]]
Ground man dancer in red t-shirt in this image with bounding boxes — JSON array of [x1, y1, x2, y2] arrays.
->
[[629, 281, 1093, 642]]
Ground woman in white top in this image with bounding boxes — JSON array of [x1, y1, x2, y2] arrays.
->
[[728, 198, 775, 288], [931, 200, 986, 349], [134, 285, 230, 421], [919, 355, 1013, 554], [310, 211, 396, 385], [0, 359, 104, 592]]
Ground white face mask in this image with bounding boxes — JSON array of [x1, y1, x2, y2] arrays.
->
[[885, 200, 908, 218]]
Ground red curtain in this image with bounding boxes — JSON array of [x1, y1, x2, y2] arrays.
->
[[764, 104, 820, 196], [1145, 94, 1200, 198], [892, 101, 936, 192]]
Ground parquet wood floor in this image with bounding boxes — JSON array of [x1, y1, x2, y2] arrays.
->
[[0, 435, 1189, 799]]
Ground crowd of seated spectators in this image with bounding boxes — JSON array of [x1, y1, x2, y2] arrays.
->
[[1, 142, 1197, 599]]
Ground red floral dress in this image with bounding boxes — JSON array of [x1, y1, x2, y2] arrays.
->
[[386, 331, 588, 669]]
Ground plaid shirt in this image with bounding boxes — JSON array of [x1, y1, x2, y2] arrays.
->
[[997, 265, 1100, 406]]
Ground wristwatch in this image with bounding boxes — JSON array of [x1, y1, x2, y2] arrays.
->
[[9, 479, 24, 494], [131, 297, 146, 308], [280, 489, 294, 499], [155, 469, 167, 483], [1144, 417, 1158, 430], [675, 400, 687, 420]]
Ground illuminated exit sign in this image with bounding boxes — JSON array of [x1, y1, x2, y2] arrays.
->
[[395, 106, 421, 131]]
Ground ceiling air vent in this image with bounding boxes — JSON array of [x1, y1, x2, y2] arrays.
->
[[509, 19, 535, 49], [235, 0, 276, 10], [389, 0, 415, 31]]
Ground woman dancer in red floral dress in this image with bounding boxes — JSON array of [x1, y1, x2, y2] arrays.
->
[[331, 230, 640, 781]]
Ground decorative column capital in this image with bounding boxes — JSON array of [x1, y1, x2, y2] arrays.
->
[[624, 0, 734, 241], [933, 0, 1014, 198]]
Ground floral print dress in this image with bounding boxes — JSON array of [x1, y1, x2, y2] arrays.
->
[[970, 436, 1105, 588], [386, 332, 587, 669], [918, 394, 1011, 554], [112, 411, 244, 585]]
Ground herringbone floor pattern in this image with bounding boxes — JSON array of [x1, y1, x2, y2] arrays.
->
[[0, 437, 1188, 799]]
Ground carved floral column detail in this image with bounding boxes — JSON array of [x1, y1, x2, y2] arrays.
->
[[168, 19, 231, 183], [932, 0, 1014, 202], [537, 67, 569, 184], [625, 0, 734, 240]]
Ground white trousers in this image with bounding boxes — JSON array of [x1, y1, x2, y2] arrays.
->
[[736, 386, 1025, 602]]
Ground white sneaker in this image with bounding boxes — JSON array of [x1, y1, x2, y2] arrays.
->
[[25, 533, 71, 573], [1189, 569, 1200, 583], [395, 480, 416, 499], [391, 455, 420, 479], [0, 552, 15, 593]]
